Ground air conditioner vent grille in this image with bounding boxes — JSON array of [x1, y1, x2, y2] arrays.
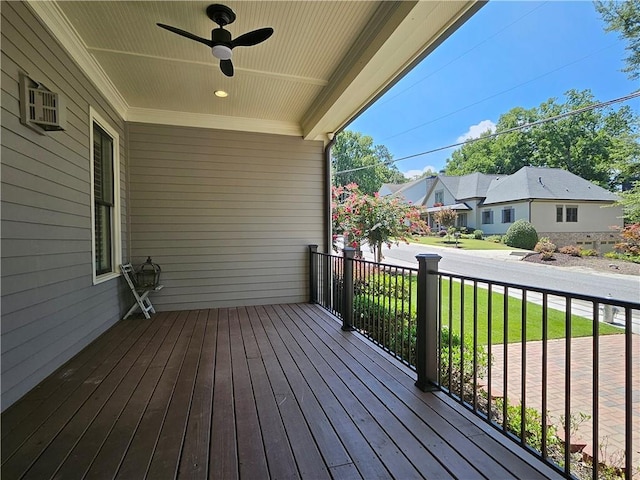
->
[[19, 73, 66, 134]]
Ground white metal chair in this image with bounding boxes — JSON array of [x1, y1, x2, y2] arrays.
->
[[121, 263, 164, 319]]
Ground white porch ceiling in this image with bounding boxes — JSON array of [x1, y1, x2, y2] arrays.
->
[[28, 1, 484, 141]]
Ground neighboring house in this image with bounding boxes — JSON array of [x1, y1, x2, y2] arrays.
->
[[382, 166, 623, 250], [0, 1, 483, 411]]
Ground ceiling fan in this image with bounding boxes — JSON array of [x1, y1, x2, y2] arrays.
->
[[157, 4, 273, 77]]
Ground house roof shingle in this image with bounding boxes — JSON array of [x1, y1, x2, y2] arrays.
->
[[439, 172, 506, 200], [380, 167, 619, 206], [483, 167, 619, 205]]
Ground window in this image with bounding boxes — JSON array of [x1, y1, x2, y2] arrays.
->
[[556, 205, 578, 223], [456, 213, 467, 228], [481, 210, 493, 224], [502, 208, 515, 223], [90, 108, 121, 283], [434, 190, 444, 205]]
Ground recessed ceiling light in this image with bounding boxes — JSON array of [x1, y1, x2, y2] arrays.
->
[[214, 90, 228, 98]]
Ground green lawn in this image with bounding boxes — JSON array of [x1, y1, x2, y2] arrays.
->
[[411, 235, 520, 251], [365, 273, 623, 345], [437, 279, 622, 344]]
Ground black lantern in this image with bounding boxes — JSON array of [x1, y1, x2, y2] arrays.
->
[[137, 257, 161, 289]]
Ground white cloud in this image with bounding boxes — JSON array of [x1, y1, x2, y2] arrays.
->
[[456, 120, 496, 143], [403, 165, 438, 180]]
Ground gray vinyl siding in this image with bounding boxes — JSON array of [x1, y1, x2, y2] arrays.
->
[[127, 123, 325, 310], [1, 3, 128, 410]]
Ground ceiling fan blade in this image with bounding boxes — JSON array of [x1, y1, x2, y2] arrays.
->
[[220, 59, 234, 77], [157, 23, 213, 47], [231, 27, 274, 48]]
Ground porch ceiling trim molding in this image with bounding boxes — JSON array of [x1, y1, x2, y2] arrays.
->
[[126, 107, 302, 136]]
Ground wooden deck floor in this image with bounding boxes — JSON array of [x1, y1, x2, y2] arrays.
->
[[1, 303, 562, 479]]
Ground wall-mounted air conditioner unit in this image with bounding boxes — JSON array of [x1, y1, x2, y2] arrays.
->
[[19, 73, 67, 135]]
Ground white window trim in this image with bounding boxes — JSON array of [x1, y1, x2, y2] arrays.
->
[[90, 107, 122, 285]]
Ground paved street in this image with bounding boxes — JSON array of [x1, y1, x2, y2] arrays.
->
[[368, 242, 639, 303], [358, 241, 640, 333]]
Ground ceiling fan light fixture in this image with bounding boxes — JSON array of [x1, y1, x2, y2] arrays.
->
[[212, 44, 232, 60]]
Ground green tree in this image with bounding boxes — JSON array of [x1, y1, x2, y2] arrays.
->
[[615, 180, 640, 222], [407, 168, 439, 181], [444, 89, 639, 190], [444, 131, 497, 176], [332, 183, 429, 262], [595, 0, 640, 80], [332, 130, 406, 195]]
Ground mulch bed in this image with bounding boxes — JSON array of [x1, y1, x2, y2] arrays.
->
[[522, 252, 639, 276]]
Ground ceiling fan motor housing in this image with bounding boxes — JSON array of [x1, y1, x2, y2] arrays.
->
[[206, 4, 236, 26], [211, 27, 232, 59]]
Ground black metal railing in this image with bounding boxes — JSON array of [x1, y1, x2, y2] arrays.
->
[[309, 245, 639, 480]]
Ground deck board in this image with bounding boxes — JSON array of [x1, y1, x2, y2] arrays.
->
[[1, 303, 564, 480], [178, 309, 217, 479]]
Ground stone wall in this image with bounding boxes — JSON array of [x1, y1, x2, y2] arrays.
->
[[538, 231, 621, 253]]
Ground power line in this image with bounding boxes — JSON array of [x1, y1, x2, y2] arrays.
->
[[376, 2, 549, 108], [335, 91, 640, 175], [381, 41, 620, 143]]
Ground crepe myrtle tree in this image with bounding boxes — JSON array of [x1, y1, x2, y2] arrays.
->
[[432, 207, 458, 235], [332, 183, 430, 262]]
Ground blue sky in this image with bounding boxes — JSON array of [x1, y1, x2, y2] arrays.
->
[[347, 1, 639, 179]]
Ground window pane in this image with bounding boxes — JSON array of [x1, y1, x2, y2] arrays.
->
[[567, 207, 578, 222], [94, 125, 114, 205], [101, 134, 114, 204], [93, 122, 114, 276], [95, 203, 112, 274], [556, 206, 563, 222]]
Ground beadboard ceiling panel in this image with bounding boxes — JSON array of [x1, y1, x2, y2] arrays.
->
[[29, 0, 484, 141]]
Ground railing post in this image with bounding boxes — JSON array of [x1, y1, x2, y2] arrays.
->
[[309, 245, 318, 304], [415, 253, 442, 391], [342, 247, 356, 331]]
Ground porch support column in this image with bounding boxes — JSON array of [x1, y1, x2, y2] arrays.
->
[[415, 253, 442, 391], [342, 247, 356, 331], [309, 245, 318, 304]]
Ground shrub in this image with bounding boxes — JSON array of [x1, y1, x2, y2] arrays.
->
[[613, 223, 640, 256], [580, 249, 598, 257], [486, 235, 502, 243], [559, 245, 581, 256], [493, 398, 558, 452], [438, 229, 447, 237], [534, 237, 556, 260], [473, 229, 484, 240], [440, 327, 489, 399], [605, 251, 640, 263], [353, 295, 414, 356], [502, 220, 538, 250]]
